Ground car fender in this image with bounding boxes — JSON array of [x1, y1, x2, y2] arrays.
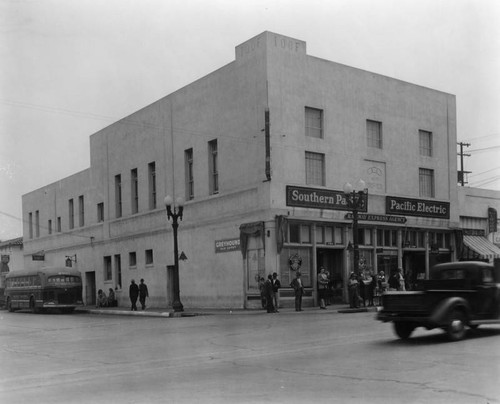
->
[[429, 296, 470, 326]]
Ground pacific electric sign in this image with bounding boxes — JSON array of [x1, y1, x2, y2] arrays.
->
[[386, 196, 450, 219]]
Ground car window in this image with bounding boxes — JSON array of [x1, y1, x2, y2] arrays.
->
[[483, 269, 494, 283]]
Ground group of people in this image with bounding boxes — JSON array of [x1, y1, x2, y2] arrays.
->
[[96, 288, 117, 308], [96, 278, 150, 311], [258, 271, 307, 313], [348, 268, 407, 308], [259, 272, 281, 313], [129, 278, 149, 311]]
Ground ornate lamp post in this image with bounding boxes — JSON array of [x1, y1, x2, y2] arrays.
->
[[164, 195, 184, 312], [343, 180, 368, 274]]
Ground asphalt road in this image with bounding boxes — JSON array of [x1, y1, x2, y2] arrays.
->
[[1, 308, 499, 404]]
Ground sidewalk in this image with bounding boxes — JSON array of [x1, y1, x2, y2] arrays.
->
[[75, 304, 380, 318]]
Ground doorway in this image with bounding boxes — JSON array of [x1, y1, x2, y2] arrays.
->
[[316, 249, 344, 304], [85, 271, 96, 306]]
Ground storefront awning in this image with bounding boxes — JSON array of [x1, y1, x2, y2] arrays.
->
[[463, 235, 500, 261]]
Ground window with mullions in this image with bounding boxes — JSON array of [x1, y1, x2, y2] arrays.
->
[[305, 151, 325, 186], [316, 225, 343, 245], [419, 168, 435, 197], [131, 168, 138, 214], [305, 107, 323, 138], [419, 130, 432, 157], [208, 139, 218, 195], [378, 229, 398, 247], [185, 148, 194, 200], [288, 223, 311, 244], [367, 120, 382, 149], [104, 256, 112, 281]]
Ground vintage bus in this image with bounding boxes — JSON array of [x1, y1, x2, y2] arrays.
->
[[5, 267, 84, 313]]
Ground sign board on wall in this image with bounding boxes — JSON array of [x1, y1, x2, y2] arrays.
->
[[386, 196, 450, 219], [286, 185, 367, 212], [215, 238, 241, 253]]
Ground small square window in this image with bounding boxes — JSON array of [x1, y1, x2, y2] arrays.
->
[[129, 252, 137, 268], [145, 249, 154, 265]]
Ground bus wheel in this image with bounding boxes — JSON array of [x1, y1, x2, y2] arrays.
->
[[6, 297, 14, 312], [30, 297, 40, 314]]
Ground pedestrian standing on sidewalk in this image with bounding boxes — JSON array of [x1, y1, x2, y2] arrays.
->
[[348, 272, 360, 308], [290, 271, 305, 311], [318, 267, 329, 309], [139, 278, 149, 310], [272, 272, 281, 312], [129, 279, 139, 311], [264, 274, 275, 313]]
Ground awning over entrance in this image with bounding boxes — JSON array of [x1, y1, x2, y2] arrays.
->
[[463, 235, 500, 261]]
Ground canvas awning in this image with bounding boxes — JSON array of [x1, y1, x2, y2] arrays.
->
[[463, 235, 500, 261]]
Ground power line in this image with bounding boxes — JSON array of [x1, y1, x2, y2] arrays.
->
[[468, 145, 500, 153]]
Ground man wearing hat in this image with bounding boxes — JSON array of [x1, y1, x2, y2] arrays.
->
[[290, 271, 305, 311]]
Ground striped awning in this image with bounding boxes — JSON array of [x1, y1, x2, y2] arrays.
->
[[463, 235, 500, 261]]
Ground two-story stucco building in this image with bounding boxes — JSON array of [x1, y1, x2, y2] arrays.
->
[[23, 31, 496, 309]]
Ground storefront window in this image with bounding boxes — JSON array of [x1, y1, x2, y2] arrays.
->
[[288, 223, 311, 244], [334, 227, 343, 244], [300, 225, 311, 243], [315, 226, 324, 244], [289, 223, 300, 243], [364, 229, 372, 246], [325, 226, 333, 244], [280, 247, 312, 288]]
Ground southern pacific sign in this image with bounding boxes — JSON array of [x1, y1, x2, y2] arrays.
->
[[286, 185, 367, 212], [386, 196, 449, 219]]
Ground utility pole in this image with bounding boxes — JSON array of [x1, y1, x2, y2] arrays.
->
[[457, 142, 471, 186]]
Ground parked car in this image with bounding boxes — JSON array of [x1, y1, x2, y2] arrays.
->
[[377, 261, 500, 341]]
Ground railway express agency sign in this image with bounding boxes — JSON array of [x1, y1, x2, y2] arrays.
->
[[386, 196, 450, 219]]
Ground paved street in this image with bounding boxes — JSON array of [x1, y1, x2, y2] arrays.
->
[[1, 308, 499, 404]]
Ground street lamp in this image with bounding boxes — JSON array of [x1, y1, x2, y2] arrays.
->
[[343, 180, 368, 275], [164, 195, 184, 312]]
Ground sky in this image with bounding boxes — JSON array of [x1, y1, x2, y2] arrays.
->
[[1, 0, 499, 241]]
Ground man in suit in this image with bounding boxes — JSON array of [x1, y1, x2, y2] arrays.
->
[[290, 271, 305, 311], [272, 272, 281, 312]]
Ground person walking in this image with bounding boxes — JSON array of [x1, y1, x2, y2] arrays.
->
[[348, 272, 360, 308], [290, 271, 305, 311], [317, 267, 329, 309], [139, 278, 149, 310], [129, 279, 139, 311], [263, 275, 275, 313], [271, 272, 281, 312]]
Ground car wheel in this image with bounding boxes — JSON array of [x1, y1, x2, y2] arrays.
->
[[7, 297, 14, 312], [446, 310, 467, 341], [394, 322, 415, 339]]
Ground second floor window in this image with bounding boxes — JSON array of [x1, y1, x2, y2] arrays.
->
[[131, 168, 138, 214], [419, 130, 433, 157], [78, 195, 84, 227], [367, 120, 382, 149], [305, 151, 325, 186], [35, 210, 40, 237], [185, 148, 194, 200], [208, 140, 218, 194], [305, 107, 323, 138], [69, 199, 74, 229], [115, 174, 122, 218], [148, 162, 156, 210], [419, 168, 435, 197], [97, 203, 104, 222]]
